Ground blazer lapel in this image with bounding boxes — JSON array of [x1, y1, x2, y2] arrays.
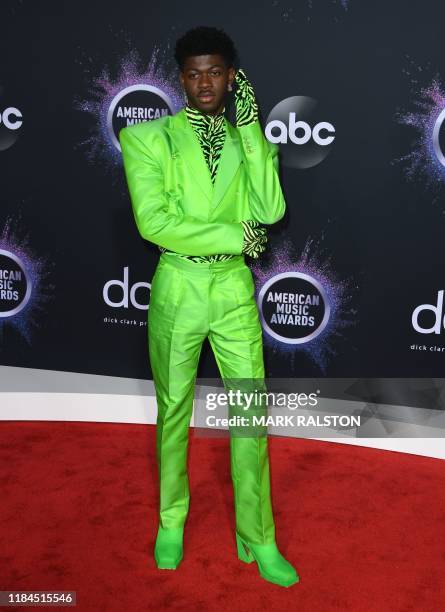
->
[[164, 108, 213, 203], [164, 108, 242, 208], [211, 119, 242, 210]]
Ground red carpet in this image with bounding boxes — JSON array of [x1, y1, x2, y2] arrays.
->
[[1, 421, 444, 611]]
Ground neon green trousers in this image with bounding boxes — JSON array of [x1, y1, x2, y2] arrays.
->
[[148, 252, 276, 545]]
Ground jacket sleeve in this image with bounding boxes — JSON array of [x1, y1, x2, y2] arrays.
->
[[119, 126, 245, 256], [237, 119, 286, 224]]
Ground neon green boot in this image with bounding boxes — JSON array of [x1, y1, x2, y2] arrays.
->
[[154, 526, 184, 570], [236, 532, 300, 587]]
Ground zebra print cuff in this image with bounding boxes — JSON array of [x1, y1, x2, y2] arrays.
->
[[241, 219, 268, 258], [234, 68, 259, 128]]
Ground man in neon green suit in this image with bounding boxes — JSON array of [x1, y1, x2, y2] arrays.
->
[[119, 26, 299, 588]]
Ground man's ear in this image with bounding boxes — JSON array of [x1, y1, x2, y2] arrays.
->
[[228, 66, 236, 87]]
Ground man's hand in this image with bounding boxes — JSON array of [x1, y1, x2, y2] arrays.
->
[[234, 68, 259, 127], [241, 219, 268, 259]]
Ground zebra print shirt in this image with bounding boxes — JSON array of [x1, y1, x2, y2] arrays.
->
[[184, 103, 226, 184], [160, 76, 260, 263]]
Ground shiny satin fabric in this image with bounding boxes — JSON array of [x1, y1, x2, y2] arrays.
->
[[148, 252, 276, 545], [118, 108, 286, 259]]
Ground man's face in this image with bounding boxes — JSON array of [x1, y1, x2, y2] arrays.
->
[[179, 54, 235, 115]]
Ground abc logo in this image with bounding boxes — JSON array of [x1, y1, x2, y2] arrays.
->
[[0, 106, 23, 151], [266, 113, 334, 146], [0, 107, 22, 130], [266, 96, 335, 169]]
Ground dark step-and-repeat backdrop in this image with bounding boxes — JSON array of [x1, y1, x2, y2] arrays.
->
[[1, 1, 444, 380]]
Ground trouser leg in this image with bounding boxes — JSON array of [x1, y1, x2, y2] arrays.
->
[[208, 263, 276, 545], [148, 259, 207, 529]]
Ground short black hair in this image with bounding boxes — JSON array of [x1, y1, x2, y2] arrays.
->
[[174, 26, 238, 71]]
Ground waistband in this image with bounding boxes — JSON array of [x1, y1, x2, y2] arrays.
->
[[159, 252, 247, 274]]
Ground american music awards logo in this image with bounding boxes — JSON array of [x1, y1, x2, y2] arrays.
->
[[74, 43, 183, 169], [394, 64, 445, 201], [107, 84, 174, 151], [251, 237, 357, 374], [258, 272, 330, 344], [0, 213, 54, 345], [0, 249, 32, 317]]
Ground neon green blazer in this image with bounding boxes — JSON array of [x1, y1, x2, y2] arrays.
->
[[119, 107, 286, 257]]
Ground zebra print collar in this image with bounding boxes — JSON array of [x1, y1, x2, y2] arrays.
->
[[184, 103, 226, 133]]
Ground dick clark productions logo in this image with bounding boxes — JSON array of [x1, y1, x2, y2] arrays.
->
[[258, 272, 330, 344]]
